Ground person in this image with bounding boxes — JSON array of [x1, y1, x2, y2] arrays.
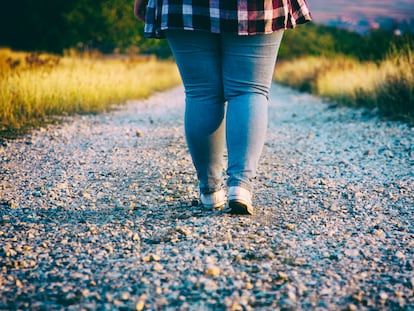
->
[[135, 0, 312, 215]]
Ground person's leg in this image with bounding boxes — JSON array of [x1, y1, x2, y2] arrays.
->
[[165, 30, 226, 198], [221, 31, 284, 212]]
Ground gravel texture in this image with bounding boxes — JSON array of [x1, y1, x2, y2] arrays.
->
[[1, 84, 413, 310]]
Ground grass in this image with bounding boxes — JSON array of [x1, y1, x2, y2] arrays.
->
[[0, 48, 181, 138], [274, 46, 414, 124], [3, 43, 413, 139]]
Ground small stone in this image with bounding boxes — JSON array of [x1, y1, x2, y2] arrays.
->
[[89, 226, 98, 235], [285, 224, 295, 230], [395, 251, 405, 260], [245, 282, 253, 290], [330, 205, 341, 212], [278, 272, 289, 280], [105, 293, 113, 302], [32, 191, 42, 197], [105, 245, 114, 253], [352, 291, 364, 302], [153, 263, 163, 271], [113, 300, 123, 307], [279, 298, 296, 310], [82, 192, 92, 200], [132, 233, 140, 241], [150, 254, 160, 262], [345, 249, 360, 257], [373, 229, 385, 237], [348, 303, 358, 311], [81, 289, 90, 297], [136, 294, 147, 311], [205, 265, 221, 276], [120, 292, 130, 300], [354, 192, 364, 199], [175, 226, 191, 236], [379, 291, 388, 301]]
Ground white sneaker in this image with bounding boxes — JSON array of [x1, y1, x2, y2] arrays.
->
[[200, 189, 226, 210], [227, 186, 253, 215]]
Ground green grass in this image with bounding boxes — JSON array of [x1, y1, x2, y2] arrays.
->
[[0, 48, 181, 138], [274, 46, 414, 124]]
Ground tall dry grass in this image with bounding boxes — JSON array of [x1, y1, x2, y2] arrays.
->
[[274, 57, 360, 93], [274, 47, 414, 123], [375, 49, 414, 120], [0, 48, 181, 137]]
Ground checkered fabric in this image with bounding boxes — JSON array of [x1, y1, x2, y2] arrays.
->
[[144, 0, 312, 38]]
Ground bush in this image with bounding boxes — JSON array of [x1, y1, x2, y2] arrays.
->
[[273, 44, 414, 124], [376, 49, 414, 121]]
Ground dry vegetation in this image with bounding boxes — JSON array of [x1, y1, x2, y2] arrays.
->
[[274, 46, 414, 123], [2, 43, 413, 139], [0, 48, 181, 137]]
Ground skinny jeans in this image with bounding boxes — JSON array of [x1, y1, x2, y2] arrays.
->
[[165, 30, 283, 194]]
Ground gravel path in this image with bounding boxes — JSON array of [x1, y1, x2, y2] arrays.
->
[[1, 84, 413, 310]]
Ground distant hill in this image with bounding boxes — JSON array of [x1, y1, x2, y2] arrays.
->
[[309, 0, 414, 33], [309, 0, 414, 22]]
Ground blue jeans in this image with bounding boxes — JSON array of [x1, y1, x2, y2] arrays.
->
[[165, 30, 283, 194]]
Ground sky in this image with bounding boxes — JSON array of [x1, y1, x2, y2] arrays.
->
[[308, 0, 414, 23]]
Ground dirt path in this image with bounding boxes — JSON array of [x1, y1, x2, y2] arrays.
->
[[1, 84, 413, 310]]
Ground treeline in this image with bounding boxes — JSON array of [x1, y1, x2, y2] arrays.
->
[[0, 0, 169, 56], [279, 22, 414, 61], [0, 0, 412, 61]]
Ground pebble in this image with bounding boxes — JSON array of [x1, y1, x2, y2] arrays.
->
[[205, 265, 221, 276], [135, 295, 147, 311], [0, 85, 413, 310], [153, 263, 163, 271]]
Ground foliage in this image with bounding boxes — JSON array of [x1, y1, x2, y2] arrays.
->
[[63, 0, 144, 53], [280, 23, 414, 61], [0, 0, 172, 57], [0, 0, 73, 53], [1, 1, 412, 62]]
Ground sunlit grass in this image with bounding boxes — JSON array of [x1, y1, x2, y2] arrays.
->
[[314, 60, 379, 108], [0, 48, 181, 137], [375, 53, 414, 121], [274, 47, 414, 123]]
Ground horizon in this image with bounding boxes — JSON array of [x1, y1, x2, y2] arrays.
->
[[309, 0, 414, 23]]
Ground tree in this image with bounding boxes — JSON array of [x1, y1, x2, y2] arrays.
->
[[0, 0, 74, 52], [64, 0, 146, 53], [0, 0, 154, 54]]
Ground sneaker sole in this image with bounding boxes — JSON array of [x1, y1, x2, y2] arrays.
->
[[228, 200, 253, 215], [202, 203, 226, 210]]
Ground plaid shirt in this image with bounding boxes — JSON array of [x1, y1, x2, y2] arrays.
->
[[144, 0, 312, 38]]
